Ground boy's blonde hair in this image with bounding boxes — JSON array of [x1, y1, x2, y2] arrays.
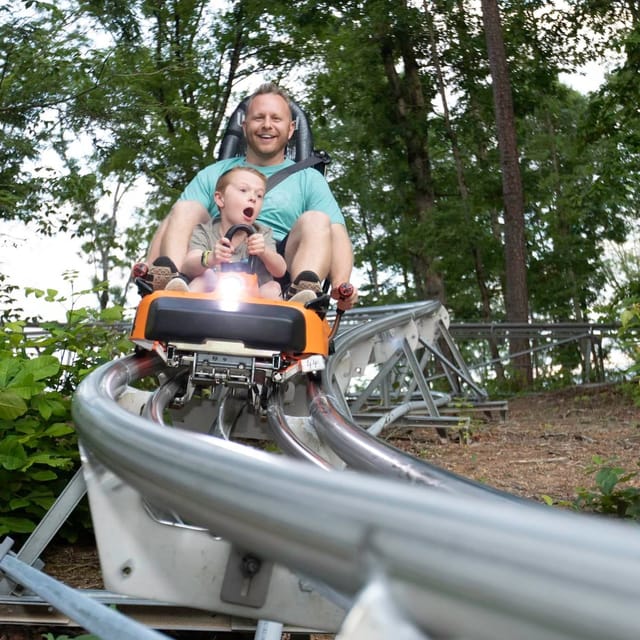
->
[[215, 166, 267, 192]]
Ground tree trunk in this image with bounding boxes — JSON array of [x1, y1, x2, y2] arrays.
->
[[481, 0, 532, 387]]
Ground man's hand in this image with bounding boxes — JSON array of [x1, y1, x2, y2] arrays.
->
[[331, 282, 358, 311]]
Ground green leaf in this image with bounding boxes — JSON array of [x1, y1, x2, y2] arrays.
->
[[0, 516, 35, 535], [621, 308, 634, 326], [31, 470, 58, 481], [43, 423, 75, 437], [101, 305, 124, 322], [595, 467, 624, 495], [47, 398, 69, 417], [8, 378, 46, 400], [19, 355, 60, 383], [14, 418, 39, 434], [0, 390, 28, 420], [27, 453, 75, 468], [0, 359, 20, 388], [9, 498, 31, 509], [0, 437, 28, 470], [32, 395, 53, 420], [28, 495, 55, 510]]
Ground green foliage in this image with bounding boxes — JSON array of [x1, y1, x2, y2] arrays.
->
[[3, 2, 640, 388], [0, 3, 92, 227], [0, 280, 131, 543], [573, 455, 640, 519], [619, 299, 640, 399]]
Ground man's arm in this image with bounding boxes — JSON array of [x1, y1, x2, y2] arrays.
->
[[146, 200, 210, 269]]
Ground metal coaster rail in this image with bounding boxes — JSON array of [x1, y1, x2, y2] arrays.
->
[[2, 301, 640, 639], [71, 340, 640, 640]]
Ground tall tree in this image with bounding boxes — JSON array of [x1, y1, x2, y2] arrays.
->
[[0, 4, 91, 228], [3, 0, 639, 388], [480, 0, 532, 386]]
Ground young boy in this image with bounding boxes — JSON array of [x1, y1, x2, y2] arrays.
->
[[168, 167, 286, 299]]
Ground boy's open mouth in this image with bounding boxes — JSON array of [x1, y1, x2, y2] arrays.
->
[[243, 207, 254, 218]]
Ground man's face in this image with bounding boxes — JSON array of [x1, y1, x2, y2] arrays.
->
[[243, 93, 295, 165]]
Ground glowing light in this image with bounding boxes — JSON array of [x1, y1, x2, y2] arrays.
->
[[217, 273, 246, 311]]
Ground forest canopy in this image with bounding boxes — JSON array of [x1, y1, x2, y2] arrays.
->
[[1, 0, 639, 329]]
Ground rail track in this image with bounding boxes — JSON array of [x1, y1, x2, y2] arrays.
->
[[3, 301, 640, 639]]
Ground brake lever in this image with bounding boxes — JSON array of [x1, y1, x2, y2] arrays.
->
[[328, 283, 354, 341]]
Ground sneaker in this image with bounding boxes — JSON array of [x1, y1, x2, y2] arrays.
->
[[165, 275, 190, 292], [285, 270, 322, 300], [147, 256, 180, 291], [287, 289, 317, 304]]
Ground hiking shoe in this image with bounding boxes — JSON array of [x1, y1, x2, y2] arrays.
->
[[288, 289, 317, 304], [285, 270, 322, 300], [165, 274, 190, 292], [147, 256, 180, 291]]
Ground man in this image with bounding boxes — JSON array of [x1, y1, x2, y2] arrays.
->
[[141, 82, 358, 309]]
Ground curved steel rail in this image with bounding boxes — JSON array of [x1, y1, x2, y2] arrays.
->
[[265, 401, 334, 470], [306, 377, 517, 500], [132, 300, 510, 498], [325, 301, 469, 419], [72, 350, 640, 640]]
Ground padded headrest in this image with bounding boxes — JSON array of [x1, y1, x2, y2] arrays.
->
[[217, 96, 315, 164]]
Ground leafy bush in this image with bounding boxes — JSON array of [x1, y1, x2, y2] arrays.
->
[[619, 300, 640, 403], [0, 280, 132, 543], [573, 455, 640, 519]]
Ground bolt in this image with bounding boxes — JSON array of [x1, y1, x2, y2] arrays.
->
[[241, 553, 261, 577]]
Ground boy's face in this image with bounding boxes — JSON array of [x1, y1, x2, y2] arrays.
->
[[214, 171, 266, 226]]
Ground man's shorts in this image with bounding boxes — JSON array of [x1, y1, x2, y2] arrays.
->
[[275, 234, 291, 290]]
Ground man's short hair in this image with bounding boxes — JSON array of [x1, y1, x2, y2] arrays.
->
[[247, 82, 294, 119]]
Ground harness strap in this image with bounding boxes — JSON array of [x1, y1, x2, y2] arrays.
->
[[265, 150, 331, 192]]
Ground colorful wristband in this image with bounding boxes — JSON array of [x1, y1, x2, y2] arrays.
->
[[201, 250, 212, 268]]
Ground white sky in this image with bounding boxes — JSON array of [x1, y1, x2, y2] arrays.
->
[[0, 218, 146, 322], [0, 170, 148, 322]]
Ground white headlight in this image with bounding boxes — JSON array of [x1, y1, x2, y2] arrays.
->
[[217, 273, 245, 311]]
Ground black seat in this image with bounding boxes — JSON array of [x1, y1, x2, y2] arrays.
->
[[217, 96, 329, 175]]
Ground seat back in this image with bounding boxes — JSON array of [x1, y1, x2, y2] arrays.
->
[[217, 96, 326, 174]]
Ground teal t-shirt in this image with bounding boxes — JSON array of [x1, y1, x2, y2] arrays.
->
[[179, 157, 345, 241]]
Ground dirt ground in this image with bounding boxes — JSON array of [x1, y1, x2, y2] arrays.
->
[[5, 383, 640, 639], [389, 382, 640, 504]]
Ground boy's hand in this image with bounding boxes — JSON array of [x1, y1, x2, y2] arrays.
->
[[215, 237, 233, 263], [247, 233, 266, 257]]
